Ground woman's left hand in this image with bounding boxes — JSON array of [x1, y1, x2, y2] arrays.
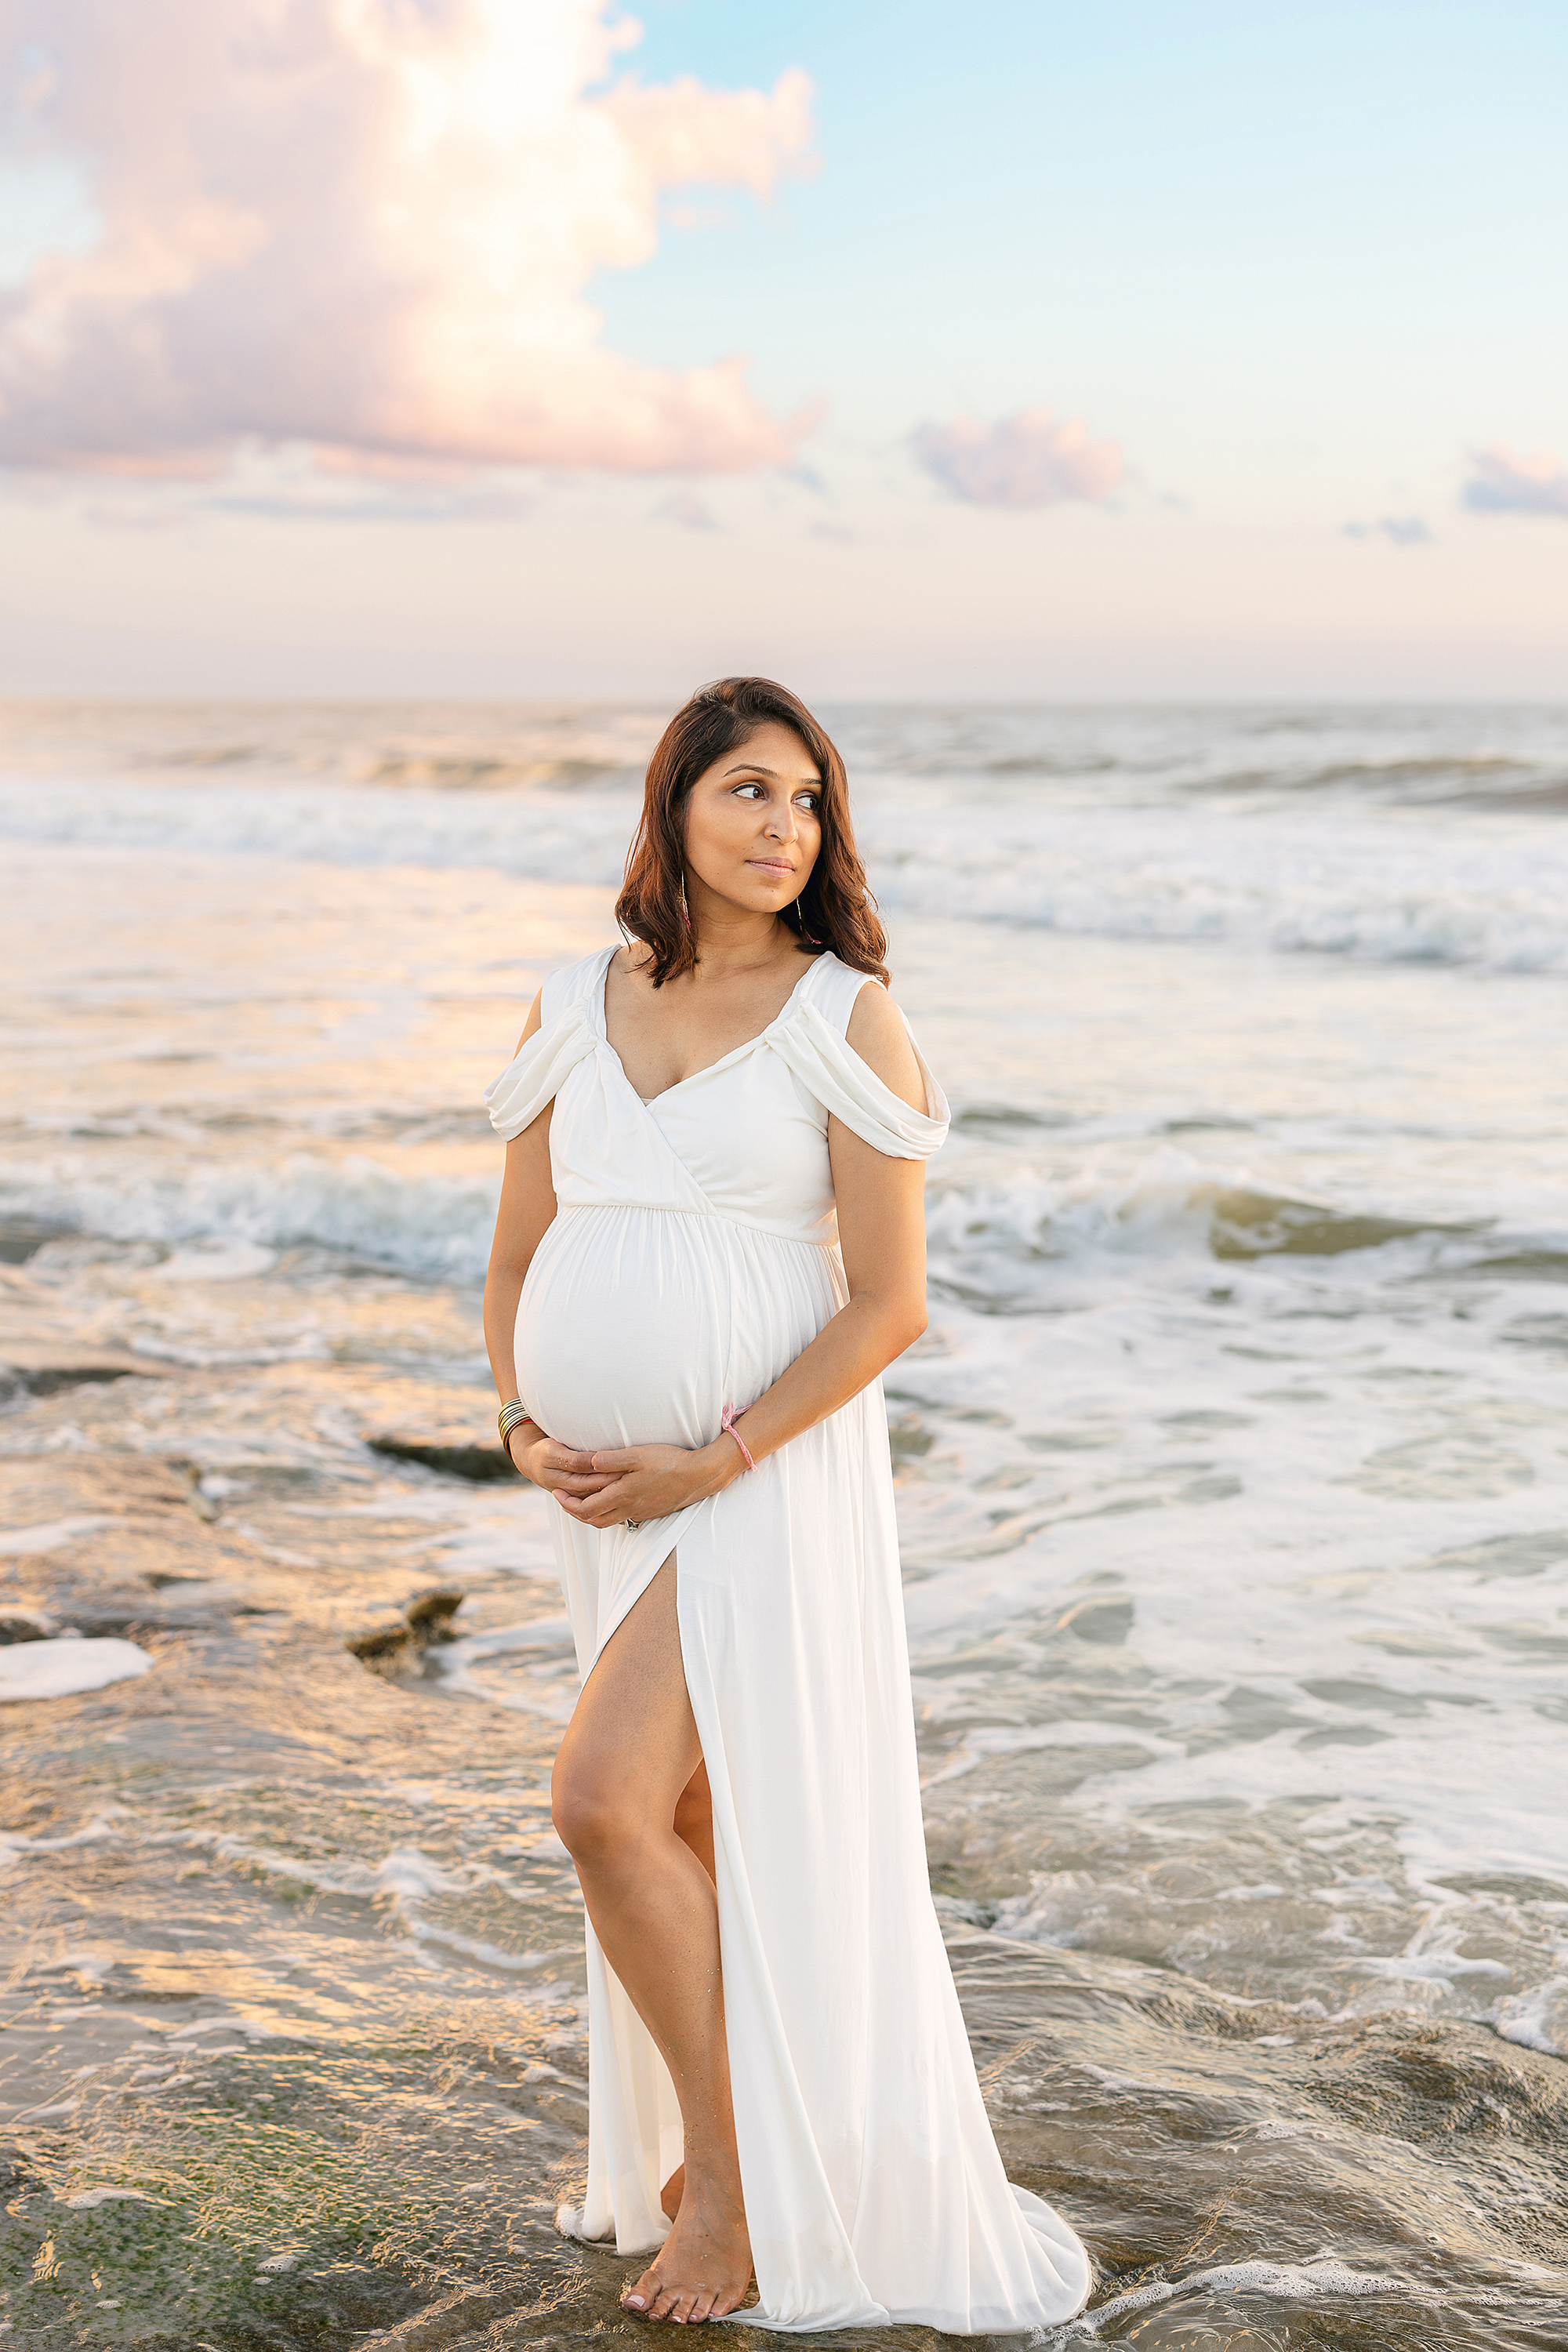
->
[[553, 1440, 738, 1528]]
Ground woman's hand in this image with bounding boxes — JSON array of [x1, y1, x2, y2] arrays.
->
[[513, 1429, 620, 1501], [554, 1440, 740, 1529]]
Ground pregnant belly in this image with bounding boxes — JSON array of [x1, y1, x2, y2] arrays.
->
[[517, 1205, 837, 1456]]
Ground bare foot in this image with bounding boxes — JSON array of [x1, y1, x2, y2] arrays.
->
[[623, 2172, 751, 2324], [660, 2164, 684, 2223]]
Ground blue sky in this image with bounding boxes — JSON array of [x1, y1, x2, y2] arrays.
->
[[1, 0, 1565, 698], [608, 1, 1568, 489]]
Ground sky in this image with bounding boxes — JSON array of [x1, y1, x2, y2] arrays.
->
[[1, 0, 1566, 700]]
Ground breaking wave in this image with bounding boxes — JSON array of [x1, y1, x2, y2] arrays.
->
[[2, 1144, 1533, 1304], [5, 760, 1566, 973]]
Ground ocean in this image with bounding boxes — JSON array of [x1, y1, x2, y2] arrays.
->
[[2, 697, 1566, 2349]]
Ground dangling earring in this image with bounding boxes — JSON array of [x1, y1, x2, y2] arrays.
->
[[678, 871, 691, 933]]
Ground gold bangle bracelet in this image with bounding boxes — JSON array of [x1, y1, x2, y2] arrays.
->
[[497, 1399, 535, 1465]]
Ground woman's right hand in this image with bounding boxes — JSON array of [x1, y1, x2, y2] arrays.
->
[[511, 1428, 619, 1500]]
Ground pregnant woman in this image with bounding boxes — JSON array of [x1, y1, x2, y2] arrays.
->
[[482, 677, 1090, 2332]]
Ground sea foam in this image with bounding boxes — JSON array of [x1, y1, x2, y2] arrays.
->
[[2, 1143, 1512, 1298], [0, 1637, 153, 1704], [4, 764, 1566, 974]]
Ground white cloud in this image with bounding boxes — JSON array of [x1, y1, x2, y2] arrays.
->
[[1343, 514, 1431, 548], [913, 405, 1125, 509], [0, 1, 816, 477], [1461, 445, 1568, 518]]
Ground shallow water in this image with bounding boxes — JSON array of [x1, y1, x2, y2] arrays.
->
[[2, 700, 1566, 2348]]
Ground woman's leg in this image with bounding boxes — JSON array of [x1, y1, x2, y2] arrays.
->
[[673, 1759, 716, 1882], [661, 1758, 714, 2223], [550, 1559, 750, 2323]]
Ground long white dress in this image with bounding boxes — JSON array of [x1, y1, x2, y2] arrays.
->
[[485, 945, 1091, 2333]]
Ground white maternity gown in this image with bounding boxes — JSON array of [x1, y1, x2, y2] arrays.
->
[[485, 944, 1091, 2333]]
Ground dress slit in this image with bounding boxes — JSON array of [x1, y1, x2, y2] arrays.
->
[[580, 1540, 684, 1682]]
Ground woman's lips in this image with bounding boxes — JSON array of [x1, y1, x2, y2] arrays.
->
[[748, 857, 794, 875]]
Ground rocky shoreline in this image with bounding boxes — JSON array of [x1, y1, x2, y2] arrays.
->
[[5, 1428, 1568, 2349]]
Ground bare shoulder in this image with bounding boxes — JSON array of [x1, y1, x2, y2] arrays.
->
[[514, 987, 544, 1055], [607, 942, 653, 999], [844, 977, 926, 1115]]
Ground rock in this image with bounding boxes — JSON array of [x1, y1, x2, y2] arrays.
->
[[365, 1431, 514, 1483], [0, 1216, 71, 1265], [0, 1609, 56, 1645], [180, 1466, 222, 1523], [0, 1346, 178, 1396], [345, 1589, 466, 1671], [403, 1588, 465, 1641], [0, 1457, 280, 1668], [345, 1624, 413, 1662]]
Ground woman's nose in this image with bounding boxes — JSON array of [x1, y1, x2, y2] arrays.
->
[[764, 800, 798, 839]]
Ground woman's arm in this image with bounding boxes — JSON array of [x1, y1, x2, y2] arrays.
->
[[557, 982, 931, 1527], [483, 993, 615, 1501], [482, 991, 548, 1406]]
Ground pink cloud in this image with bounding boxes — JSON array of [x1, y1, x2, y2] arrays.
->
[[0, 1, 817, 477], [913, 406, 1126, 509], [1461, 445, 1568, 518]]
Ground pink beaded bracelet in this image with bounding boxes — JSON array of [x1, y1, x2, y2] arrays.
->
[[720, 1403, 756, 1473]]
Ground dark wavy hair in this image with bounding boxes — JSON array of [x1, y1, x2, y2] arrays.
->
[[615, 677, 888, 988]]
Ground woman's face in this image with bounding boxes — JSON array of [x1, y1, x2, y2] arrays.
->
[[681, 720, 823, 923]]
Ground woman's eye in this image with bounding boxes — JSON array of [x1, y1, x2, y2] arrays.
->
[[795, 793, 818, 811]]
